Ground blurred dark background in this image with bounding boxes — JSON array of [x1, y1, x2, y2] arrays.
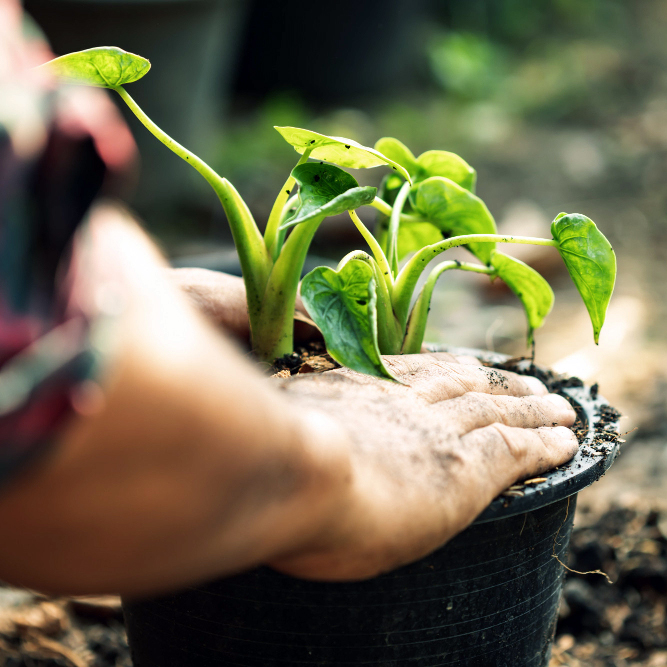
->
[[14, 3, 667, 662]]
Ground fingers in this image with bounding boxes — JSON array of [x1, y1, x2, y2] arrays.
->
[[435, 392, 576, 436], [383, 357, 548, 402], [461, 423, 579, 487], [421, 352, 482, 365], [381, 352, 479, 376]]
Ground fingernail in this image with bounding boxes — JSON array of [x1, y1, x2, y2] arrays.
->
[[523, 376, 548, 395]]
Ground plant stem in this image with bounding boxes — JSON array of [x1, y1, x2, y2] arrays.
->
[[401, 261, 494, 354], [371, 197, 428, 224], [253, 216, 323, 362], [115, 86, 222, 192], [281, 194, 299, 220], [265, 150, 312, 260], [113, 85, 271, 328], [272, 194, 299, 258], [386, 182, 411, 277], [349, 210, 393, 292], [392, 233, 557, 327]]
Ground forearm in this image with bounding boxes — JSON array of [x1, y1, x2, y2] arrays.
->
[[0, 214, 352, 596]]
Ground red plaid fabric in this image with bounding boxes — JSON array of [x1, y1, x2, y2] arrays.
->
[[0, 4, 136, 483]]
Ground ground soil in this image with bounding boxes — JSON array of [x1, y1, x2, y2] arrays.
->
[[552, 501, 667, 667]]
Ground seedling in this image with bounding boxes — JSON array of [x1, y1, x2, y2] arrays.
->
[[39, 48, 617, 378]]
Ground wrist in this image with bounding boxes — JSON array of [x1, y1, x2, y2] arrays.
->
[[264, 407, 357, 564]]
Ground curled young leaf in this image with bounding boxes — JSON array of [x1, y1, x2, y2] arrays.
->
[[551, 213, 616, 343], [412, 176, 497, 263], [37, 47, 151, 88], [300, 259, 394, 379], [275, 126, 412, 183], [490, 250, 554, 344], [280, 163, 376, 228]]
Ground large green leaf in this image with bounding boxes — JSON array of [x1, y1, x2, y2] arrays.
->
[[275, 126, 412, 183], [37, 47, 150, 88], [411, 176, 497, 263], [551, 213, 616, 343], [300, 259, 394, 379], [280, 163, 376, 229], [415, 150, 476, 192], [490, 250, 554, 344]]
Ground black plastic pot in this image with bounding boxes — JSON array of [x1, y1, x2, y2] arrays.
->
[[123, 349, 621, 667]]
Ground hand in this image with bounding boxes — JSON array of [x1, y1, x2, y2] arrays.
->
[[168, 268, 252, 342], [169, 267, 320, 346], [268, 352, 578, 580]]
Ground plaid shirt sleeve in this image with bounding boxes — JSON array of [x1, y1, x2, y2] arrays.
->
[[0, 14, 136, 485]]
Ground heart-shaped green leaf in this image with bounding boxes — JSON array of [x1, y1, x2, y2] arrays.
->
[[280, 163, 376, 229], [275, 127, 412, 183], [490, 250, 554, 344], [551, 213, 616, 343], [37, 47, 150, 88], [300, 259, 394, 379], [415, 150, 476, 192], [411, 176, 497, 263]]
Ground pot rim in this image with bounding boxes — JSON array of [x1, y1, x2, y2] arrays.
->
[[428, 345, 622, 524]]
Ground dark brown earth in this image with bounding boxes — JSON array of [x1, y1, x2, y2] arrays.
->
[[552, 501, 667, 667], [0, 594, 130, 666]]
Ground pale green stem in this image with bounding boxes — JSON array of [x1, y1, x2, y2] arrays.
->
[[387, 181, 411, 277], [349, 210, 393, 293], [392, 234, 557, 328], [113, 85, 271, 329], [281, 194, 299, 220], [272, 194, 300, 258], [370, 197, 428, 224], [253, 216, 323, 362], [115, 86, 223, 192], [371, 197, 393, 217], [401, 261, 495, 354], [265, 150, 313, 259]]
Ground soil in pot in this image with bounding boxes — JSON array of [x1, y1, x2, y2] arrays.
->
[[122, 347, 621, 667]]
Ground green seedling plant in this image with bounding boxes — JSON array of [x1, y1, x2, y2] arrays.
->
[[39, 48, 617, 379]]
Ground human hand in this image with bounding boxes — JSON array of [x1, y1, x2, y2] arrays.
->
[[268, 351, 578, 580], [169, 268, 320, 345]]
